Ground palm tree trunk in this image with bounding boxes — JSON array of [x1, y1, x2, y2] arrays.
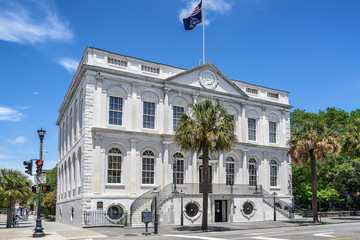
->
[[6, 198, 13, 228], [310, 152, 319, 223], [201, 147, 209, 231]]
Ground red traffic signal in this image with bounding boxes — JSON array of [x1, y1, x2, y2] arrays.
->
[[35, 160, 43, 166], [41, 185, 50, 193], [35, 160, 43, 175]]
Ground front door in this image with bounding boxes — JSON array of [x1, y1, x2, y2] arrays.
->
[[215, 200, 227, 222], [199, 165, 212, 193]]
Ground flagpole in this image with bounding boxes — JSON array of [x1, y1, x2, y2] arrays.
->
[[202, 0, 205, 64]]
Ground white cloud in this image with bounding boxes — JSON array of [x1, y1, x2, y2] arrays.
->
[[58, 58, 78, 72], [178, 0, 232, 24], [0, 1, 73, 44], [0, 107, 23, 121], [8, 136, 26, 145], [33, 91, 39, 95]]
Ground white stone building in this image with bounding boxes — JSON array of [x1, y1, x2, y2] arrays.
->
[[56, 47, 293, 227]]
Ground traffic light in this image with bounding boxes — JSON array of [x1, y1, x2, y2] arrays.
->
[[41, 185, 50, 193], [32, 185, 37, 193], [35, 160, 43, 175], [23, 160, 33, 175]]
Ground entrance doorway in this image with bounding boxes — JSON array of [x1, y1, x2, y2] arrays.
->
[[215, 200, 227, 222], [199, 165, 212, 193]]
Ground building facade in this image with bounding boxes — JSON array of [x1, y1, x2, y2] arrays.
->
[[56, 47, 293, 227]]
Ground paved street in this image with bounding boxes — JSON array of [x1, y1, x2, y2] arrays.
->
[[0, 214, 359, 240]]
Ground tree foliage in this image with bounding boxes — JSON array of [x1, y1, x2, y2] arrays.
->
[[0, 169, 32, 228], [174, 100, 236, 231], [291, 107, 360, 213]]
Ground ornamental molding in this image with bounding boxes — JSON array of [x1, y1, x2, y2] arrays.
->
[[198, 69, 218, 90]]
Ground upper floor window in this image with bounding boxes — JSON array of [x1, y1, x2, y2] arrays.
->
[[226, 157, 235, 186], [246, 88, 258, 95], [109, 96, 123, 125], [248, 118, 256, 141], [108, 148, 122, 183], [142, 150, 155, 184], [173, 106, 185, 131], [267, 92, 279, 99], [249, 158, 257, 187], [173, 152, 184, 185], [270, 160, 278, 187], [269, 121, 277, 143], [143, 101, 155, 129]]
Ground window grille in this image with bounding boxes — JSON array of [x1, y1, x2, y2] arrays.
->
[[173, 106, 185, 131], [267, 92, 279, 99], [248, 118, 256, 141], [143, 101, 155, 129], [226, 157, 235, 185], [108, 148, 122, 183], [269, 121, 277, 143], [173, 152, 184, 184], [142, 150, 155, 184], [249, 158, 257, 186], [109, 96, 123, 125], [246, 88, 258, 95], [270, 160, 278, 187]]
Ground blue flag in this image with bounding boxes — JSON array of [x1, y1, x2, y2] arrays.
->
[[183, 1, 202, 30]]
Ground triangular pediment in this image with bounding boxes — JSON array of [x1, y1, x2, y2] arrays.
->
[[165, 63, 248, 98]]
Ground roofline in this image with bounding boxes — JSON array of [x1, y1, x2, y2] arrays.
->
[[86, 47, 186, 71], [232, 78, 290, 94]]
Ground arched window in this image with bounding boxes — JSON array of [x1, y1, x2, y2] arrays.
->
[[142, 150, 155, 184], [173, 152, 184, 185], [270, 160, 278, 187], [108, 148, 122, 183], [249, 158, 257, 186], [226, 157, 235, 185]]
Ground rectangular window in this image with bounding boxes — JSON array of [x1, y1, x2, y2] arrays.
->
[[143, 101, 155, 129], [270, 165, 278, 187], [142, 157, 155, 184], [173, 106, 185, 131], [226, 162, 235, 185], [108, 155, 121, 183], [109, 96, 123, 125], [267, 92, 279, 99], [269, 121, 277, 143], [246, 87, 258, 95], [248, 118, 256, 141], [173, 159, 184, 184]]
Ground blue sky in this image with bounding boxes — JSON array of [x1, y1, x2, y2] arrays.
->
[[0, 0, 359, 174]]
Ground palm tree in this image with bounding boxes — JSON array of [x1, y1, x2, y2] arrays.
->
[[174, 100, 236, 231], [287, 122, 340, 223], [0, 169, 32, 228], [341, 118, 360, 158]]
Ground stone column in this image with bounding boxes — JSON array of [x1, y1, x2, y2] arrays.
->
[[262, 152, 269, 191], [218, 153, 224, 184], [163, 88, 170, 134], [242, 149, 249, 184], [95, 75, 104, 127], [130, 139, 137, 196], [93, 134, 102, 195], [262, 107, 267, 145], [193, 93, 198, 104], [241, 103, 247, 142], [131, 83, 138, 131], [163, 141, 170, 185]]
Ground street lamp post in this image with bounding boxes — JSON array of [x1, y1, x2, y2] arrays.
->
[[152, 188, 159, 234], [272, 192, 277, 221], [33, 129, 46, 238], [179, 190, 185, 226]]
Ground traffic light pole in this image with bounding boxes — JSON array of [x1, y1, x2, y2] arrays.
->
[[33, 129, 45, 238]]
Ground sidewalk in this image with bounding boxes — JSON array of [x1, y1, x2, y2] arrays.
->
[[0, 215, 359, 240]]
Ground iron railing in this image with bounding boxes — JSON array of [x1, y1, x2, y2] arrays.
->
[[261, 188, 294, 218], [129, 186, 160, 225], [83, 211, 127, 227], [151, 183, 174, 222]]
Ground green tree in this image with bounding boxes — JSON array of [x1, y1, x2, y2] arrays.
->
[[0, 169, 32, 228], [341, 118, 360, 158], [288, 122, 341, 223], [174, 100, 236, 231], [42, 190, 57, 215], [46, 165, 57, 191]]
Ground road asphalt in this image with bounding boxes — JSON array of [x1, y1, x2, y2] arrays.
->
[[0, 214, 359, 240]]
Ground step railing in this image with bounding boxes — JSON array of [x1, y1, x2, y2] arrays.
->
[[261, 188, 294, 218], [129, 186, 160, 225], [151, 183, 174, 223]]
